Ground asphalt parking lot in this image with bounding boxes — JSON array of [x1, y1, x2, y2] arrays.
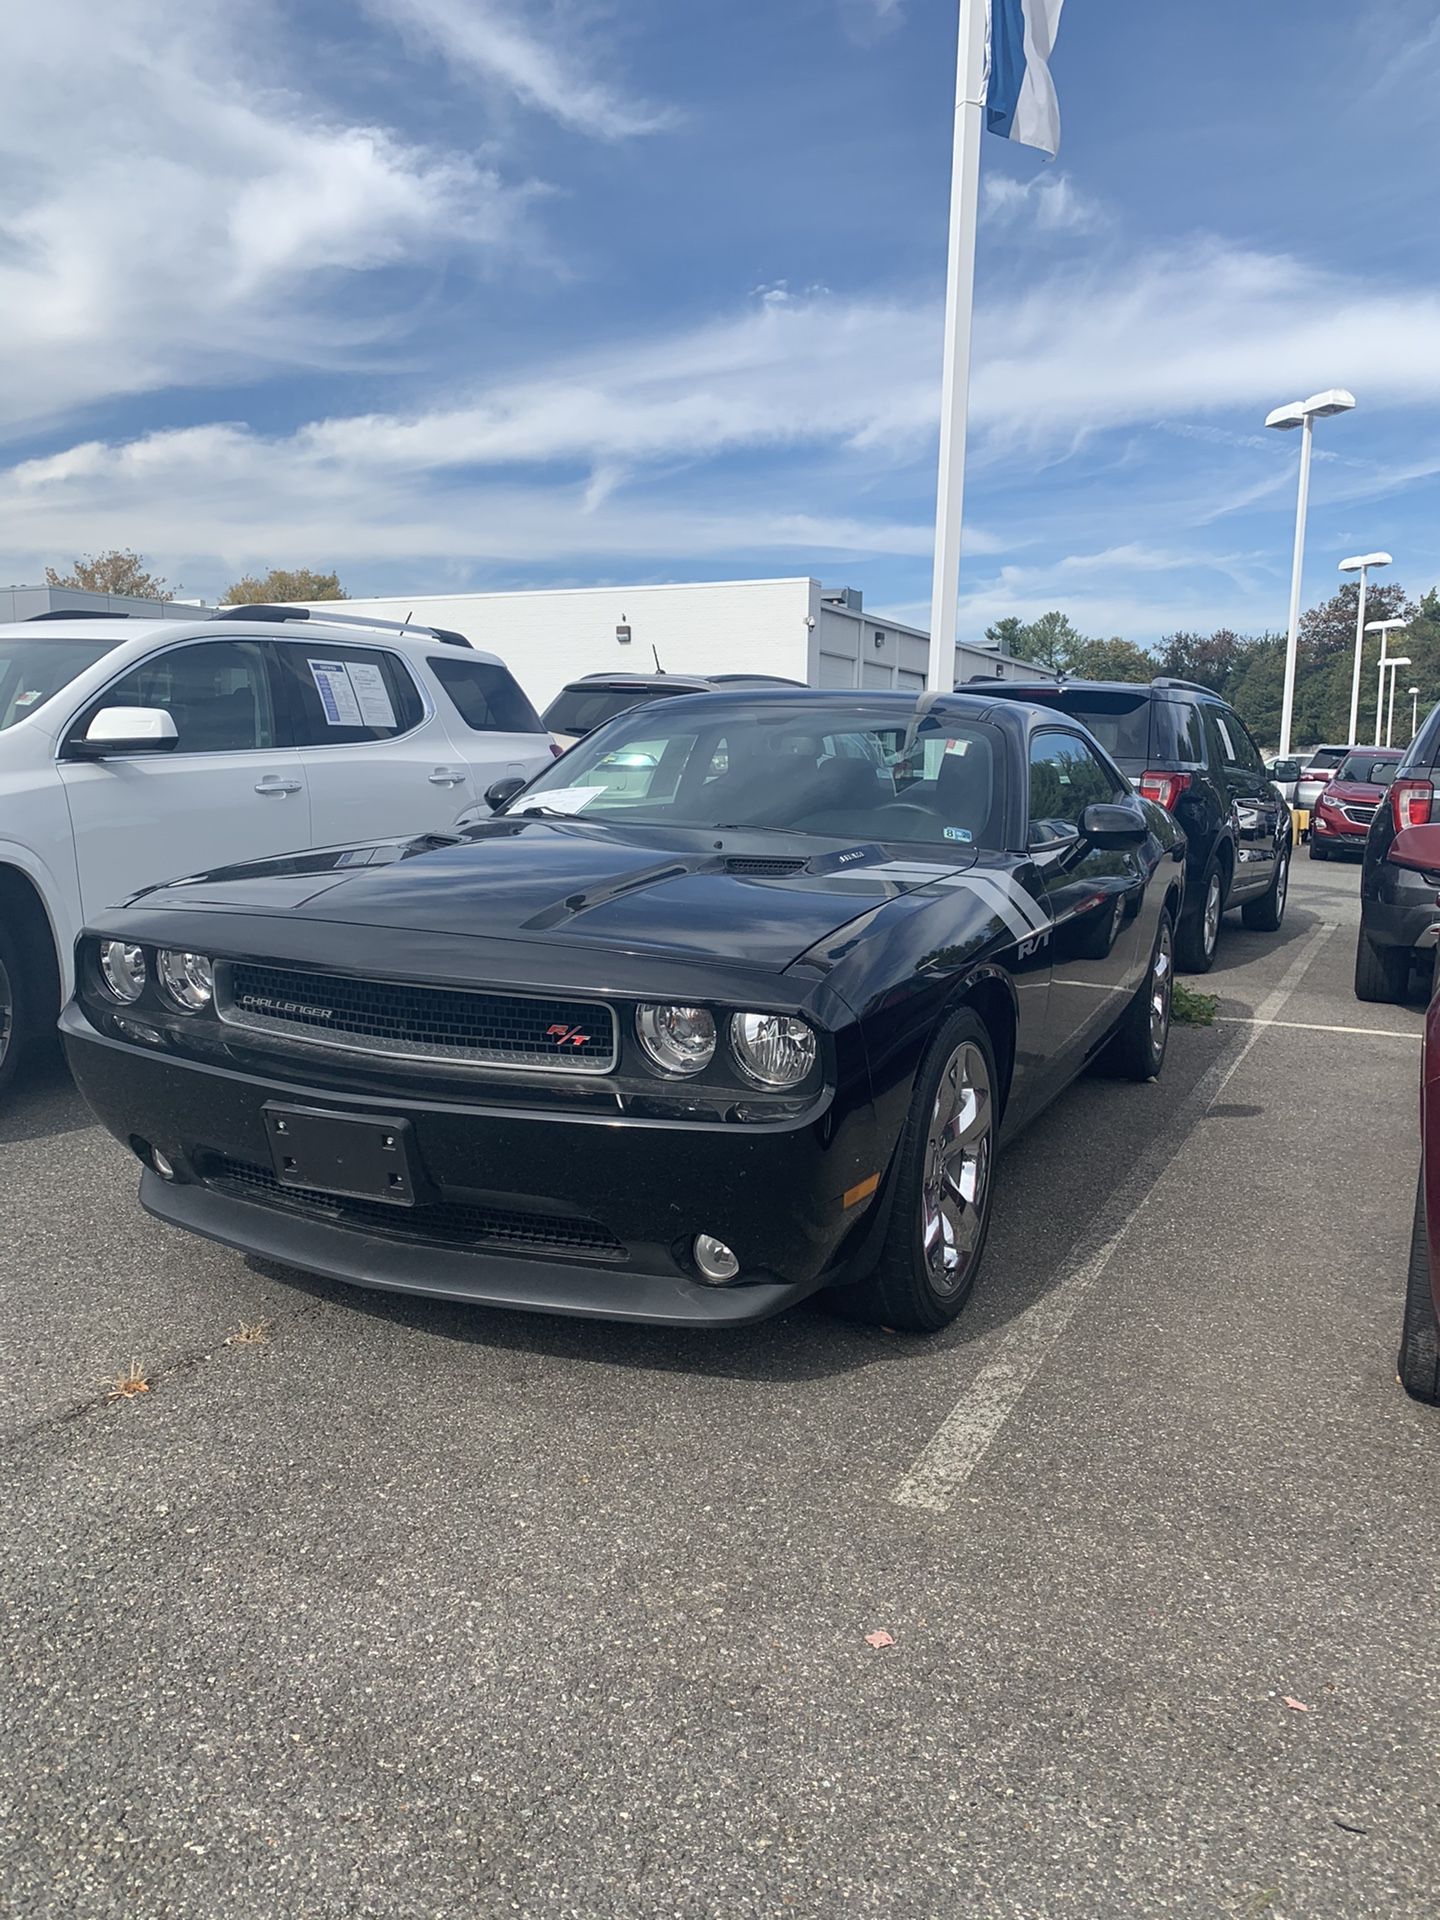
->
[[3, 853, 1436, 1919]]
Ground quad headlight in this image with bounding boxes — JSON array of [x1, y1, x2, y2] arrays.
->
[[99, 941, 147, 1003], [729, 1011, 818, 1088], [156, 949, 214, 1012], [635, 1003, 716, 1076]]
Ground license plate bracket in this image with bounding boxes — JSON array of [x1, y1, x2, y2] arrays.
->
[[262, 1104, 420, 1207]]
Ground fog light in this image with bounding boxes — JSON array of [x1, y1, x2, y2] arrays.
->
[[152, 1149, 176, 1181], [693, 1233, 740, 1283]]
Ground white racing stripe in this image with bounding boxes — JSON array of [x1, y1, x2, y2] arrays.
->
[[889, 921, 1335, 1514]]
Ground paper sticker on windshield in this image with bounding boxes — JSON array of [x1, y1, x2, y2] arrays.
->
[[944, 826, 973, 843], [308, 659, 364, 727], [343, 660, 396, 729], [520, 785, 608, 815], [13, 689, 42, 708]]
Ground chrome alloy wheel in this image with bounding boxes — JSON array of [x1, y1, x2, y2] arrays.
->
[[920, 1040, 993, 1295], [1202, 870, 1222, 958], [1148, 918, 1174, 1062], [0, 956, 12, 1070], [1275, 854, 1289, 921]]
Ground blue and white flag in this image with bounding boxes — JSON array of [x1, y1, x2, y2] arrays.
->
[[985, 0, 1066, 157]]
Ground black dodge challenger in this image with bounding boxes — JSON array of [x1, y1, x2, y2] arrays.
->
[[63, 690, 1185, 1331]]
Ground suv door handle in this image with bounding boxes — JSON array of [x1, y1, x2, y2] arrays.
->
[[255, 778, 302, 795], [428, 767, 466, 786]]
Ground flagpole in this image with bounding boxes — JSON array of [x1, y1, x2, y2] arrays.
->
[[927, 0, 989, 695]]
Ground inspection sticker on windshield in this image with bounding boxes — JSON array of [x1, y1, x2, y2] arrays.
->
[[944, 827, 973, 843], [308, 659, 365, 727], [520, 785, 608, 814]]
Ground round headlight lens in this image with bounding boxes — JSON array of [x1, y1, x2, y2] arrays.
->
[[635, 1003, 716, 1076], [157, 949, 214, 1012], [730, 1011, 818, 1088], [99, 941, 147, 1004]]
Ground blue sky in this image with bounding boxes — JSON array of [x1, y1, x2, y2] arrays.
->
[[2, 0, 1438, 646]]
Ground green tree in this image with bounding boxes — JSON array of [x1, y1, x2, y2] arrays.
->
[[983, 616, 1028, 657], [45, 549, 172, 600], [1068, 636, 1154, 682], [222, 568, 347, 605], [1014, 610, 1088, 673]]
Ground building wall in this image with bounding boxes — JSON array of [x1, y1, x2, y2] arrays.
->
[[1, 586, 206, 623], [301, 579, 1054, 710]]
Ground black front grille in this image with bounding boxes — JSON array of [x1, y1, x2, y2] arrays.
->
[[723, 856, 808, 876], [197, 1154, 626, 1261], [1340, 804, 1377, 825], [218, 963, 615, 1073]]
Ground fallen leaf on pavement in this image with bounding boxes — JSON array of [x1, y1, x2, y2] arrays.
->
[[864, 1630, 895, 1649]]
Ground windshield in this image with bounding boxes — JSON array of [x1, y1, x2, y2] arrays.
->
[[1335, 753, 1401, 785], [542, 684, 681, 737], [508, 701, 1004, 848], [0, 636, 122, 732]]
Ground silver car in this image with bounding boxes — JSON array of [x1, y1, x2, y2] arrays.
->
[[1296, 743, 1351, 811]]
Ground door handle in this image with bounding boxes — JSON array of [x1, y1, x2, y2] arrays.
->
[[428, 767, 466, 786], [255, 778, 302, 795]]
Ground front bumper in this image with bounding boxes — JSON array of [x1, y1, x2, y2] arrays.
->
[[62, 1010, 888, 1327], [1311, 812, 1369, 847]]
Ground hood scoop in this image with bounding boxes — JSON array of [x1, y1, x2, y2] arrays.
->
[[721, 855, 809, 876]]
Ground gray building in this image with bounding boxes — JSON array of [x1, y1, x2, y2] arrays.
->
[[0, 585, 207, 623]]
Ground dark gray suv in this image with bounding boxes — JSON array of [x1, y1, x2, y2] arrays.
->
[[1356, 698, 1440, 1001], [976, 677, 1293, 971]]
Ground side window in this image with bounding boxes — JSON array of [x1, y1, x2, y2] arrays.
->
[[278, 645, 423, 747], [1029, 729, 1123, 841], [1229, 711, 1266, 772], [1165, 701, 1206, 767], [428, 657, 542, 735], [69, 640, 279, 754]]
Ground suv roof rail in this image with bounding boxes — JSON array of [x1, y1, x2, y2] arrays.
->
[[209, 605, 472, 648], [1149, 676, 1215, 696], [26, 609, 138, 621]]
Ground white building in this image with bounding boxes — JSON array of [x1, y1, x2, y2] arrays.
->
[[299, 579, 1050, 713]]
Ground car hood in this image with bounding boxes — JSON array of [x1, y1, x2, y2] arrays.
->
[[1323, 781, 1387, 803], [131, 820, 979, 974]]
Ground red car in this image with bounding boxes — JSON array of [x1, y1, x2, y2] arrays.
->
[[1309, 747, 1404, 860], [1397, 822, 1440, 1402]]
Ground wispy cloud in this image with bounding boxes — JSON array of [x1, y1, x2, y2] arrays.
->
[[837, 0, 906, 44], [982, 173, 1106, 234], [364, 0, 672, 137]]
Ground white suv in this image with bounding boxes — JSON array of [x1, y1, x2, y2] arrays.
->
[[0, 608, 555, 1094]]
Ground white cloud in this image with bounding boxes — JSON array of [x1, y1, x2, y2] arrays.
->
[[837, 0, 906, 43], [364, 0, 671, 137], [981, 173, 1105, 234]]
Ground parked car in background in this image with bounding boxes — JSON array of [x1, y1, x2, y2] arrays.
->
[[1309, 748, 1403, 860], [1265, 755, 1304, 804], [0, 608, 554, 1096], [543, 671, 805, 747], [974, 676, 1291, 972], [1397, 822, 1440, 1404], [1296, 743, 1351, 812], [63, 688, 1185, 1335], [1356, 701, 1440, 1001]]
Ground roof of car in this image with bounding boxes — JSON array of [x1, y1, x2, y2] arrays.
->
[[561, 671, 805, 691], [0, 612, 512, 670], [972, 675, 1216, 700]]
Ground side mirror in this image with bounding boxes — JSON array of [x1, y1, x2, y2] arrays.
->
[[1080, 801, 1149, 849], [1388, 823, 1440, 873], [484, 775, 527, 812], [71, 707, 179, 758]]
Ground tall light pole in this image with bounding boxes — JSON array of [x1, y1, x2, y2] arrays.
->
[[1367, 620, 1408, 744], [1265, 389, 1357, 758], [1410, 686, 1421, 739], [1338, 551, 1391, 746]]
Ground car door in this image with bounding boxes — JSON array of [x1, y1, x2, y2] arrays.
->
[[423, 654, 554, 805], [1207, 705, 1280, 899], [56, 637, 311, 918], [1027, 727, 1146, 1067], [275, 640, 477, 845]]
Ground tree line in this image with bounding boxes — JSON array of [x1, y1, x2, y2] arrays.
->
[[986, 581, 1440, 750], [45, 550, 346, 607]]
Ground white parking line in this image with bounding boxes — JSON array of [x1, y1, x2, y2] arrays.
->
[[1214, 1016, 1420, 1040], [889, 922, 1337, 1514]]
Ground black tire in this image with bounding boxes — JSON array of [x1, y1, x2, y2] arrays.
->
[[1354, 929, 1410, 1004], [1308, 838, 1328, 861], [1176, 858, 1224, 973], [848, 1008, 998, 1333], [1105, 910, 1174, 1082], [1400, 1174, 1440, 1405], [0, 918, 29, 1101], [1242, 847, 1291, 931]]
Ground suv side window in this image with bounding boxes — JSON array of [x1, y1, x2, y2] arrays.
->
[[277, 643, 424, 747], [1224, 708, 1266, 772], [428, 656, 543, 735], [1164, 700, 1206, 767], [66, 640, 280, 754], [1029, 728, 1123, 842]]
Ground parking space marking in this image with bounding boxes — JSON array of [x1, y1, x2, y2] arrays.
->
[[1215, 1016, 1420, 1040], [890, 922, 1336, 1514]]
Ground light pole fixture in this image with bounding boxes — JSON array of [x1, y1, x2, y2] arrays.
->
[[1338, 550, 1391, 745], [1410, 686, 1421, 738], [1366, 620, 1408, 745], [1265, 388, 1357, 758]]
